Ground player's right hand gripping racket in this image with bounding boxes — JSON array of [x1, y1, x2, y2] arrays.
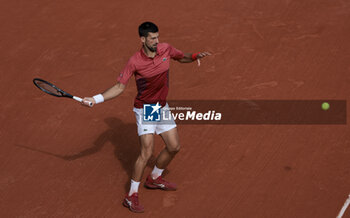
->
[[33, 78, 92, 106]]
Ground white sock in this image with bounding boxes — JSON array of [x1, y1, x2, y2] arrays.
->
[[151, 166, 164, 179], [128, 179, 140, 196]]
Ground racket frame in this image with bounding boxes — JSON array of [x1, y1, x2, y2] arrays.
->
[[33, 78, 91, 106]]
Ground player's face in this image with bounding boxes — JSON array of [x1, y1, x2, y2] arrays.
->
[[143, 32, 159, 52]]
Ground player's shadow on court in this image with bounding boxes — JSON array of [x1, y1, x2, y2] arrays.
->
[[99, 117, 157, 177], [16, 117, 158, 191], [63, 117, 156, 170]]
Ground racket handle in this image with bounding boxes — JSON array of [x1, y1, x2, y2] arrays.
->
[[73, 96, 93, 106]]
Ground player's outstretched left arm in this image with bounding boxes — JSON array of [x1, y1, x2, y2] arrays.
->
[[177, 52, 211, 63]]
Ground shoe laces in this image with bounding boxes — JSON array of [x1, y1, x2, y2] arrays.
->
[[157, 176, 169, 185], [131, 194, 139, 206]]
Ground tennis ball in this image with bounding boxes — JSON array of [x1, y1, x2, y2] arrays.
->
[[322, 102, 330, 110]]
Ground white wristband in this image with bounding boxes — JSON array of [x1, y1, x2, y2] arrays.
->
[[93, 94, 104, 104]]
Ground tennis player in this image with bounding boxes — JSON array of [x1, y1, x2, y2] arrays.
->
[[82, 22, 211, 213]]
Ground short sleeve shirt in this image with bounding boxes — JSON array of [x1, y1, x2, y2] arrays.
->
[[117, 43, 184, 108]]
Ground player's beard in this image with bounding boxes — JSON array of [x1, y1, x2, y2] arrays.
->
[[145, 42, 157, 52]]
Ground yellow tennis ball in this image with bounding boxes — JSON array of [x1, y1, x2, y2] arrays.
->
[[322, 102, 330, 110]]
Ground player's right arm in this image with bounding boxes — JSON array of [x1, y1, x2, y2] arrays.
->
[[82, 82, 125, 107], [100, 82, 126, 101], [82, 57, 135, 107]]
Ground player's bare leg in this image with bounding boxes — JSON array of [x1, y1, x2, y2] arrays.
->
[[156, 127, 180, 169], [132, 133, 155, 182], [124, 133, 154, 213], [144, 127, 180, 191]]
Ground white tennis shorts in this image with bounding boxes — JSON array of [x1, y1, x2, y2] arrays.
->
[[133, 103, 176, 136]]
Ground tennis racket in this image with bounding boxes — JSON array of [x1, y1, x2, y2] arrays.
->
[[33, 78, 92, 106]]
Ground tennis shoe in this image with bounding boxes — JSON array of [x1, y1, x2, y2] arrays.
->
[[144, 175, 177, 191], [123, 193, 144, 213]]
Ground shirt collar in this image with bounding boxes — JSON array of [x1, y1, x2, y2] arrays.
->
[[140, 46, 159, 59]]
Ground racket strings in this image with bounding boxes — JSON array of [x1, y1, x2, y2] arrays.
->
[[34, 80, 63, 97]]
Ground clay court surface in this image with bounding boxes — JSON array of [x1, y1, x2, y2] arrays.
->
[[1, 0, 350, 217]]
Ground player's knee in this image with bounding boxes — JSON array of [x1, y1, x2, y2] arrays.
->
[[140, 147, 153, 161], [168, 143, 180, 155]]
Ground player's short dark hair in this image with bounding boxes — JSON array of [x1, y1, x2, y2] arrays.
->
[[138, 22, 158, 37]]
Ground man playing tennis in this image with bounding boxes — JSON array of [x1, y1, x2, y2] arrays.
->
[[82, 22, 211, 213]]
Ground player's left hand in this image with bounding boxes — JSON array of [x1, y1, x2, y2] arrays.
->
[[195, 52, 211, 66], [197, 52, 212, 59]]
